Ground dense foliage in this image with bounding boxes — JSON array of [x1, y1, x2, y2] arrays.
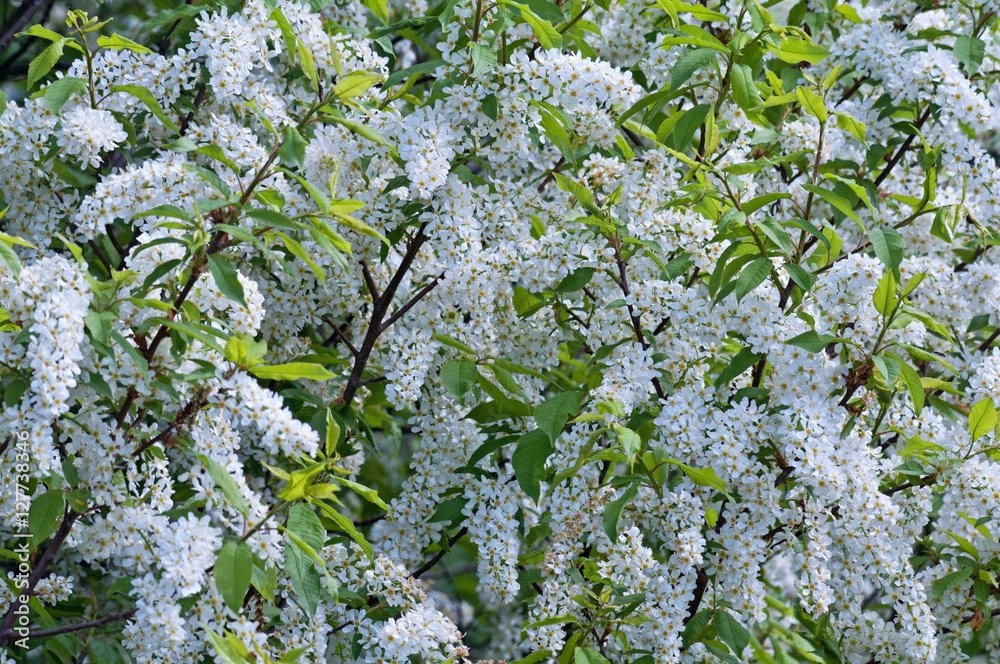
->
[[2, 0, 1000, 662]]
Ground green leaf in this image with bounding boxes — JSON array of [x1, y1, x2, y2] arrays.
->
[[195, 144, 240, 173], [332, 212, 388, 245], [673, 103, 710, 150], [554, 267, 596, 293], [897, 358, 925, 416], [523, 0, 564, 21], [207, 255, 248, 307], [969, 397, 997, 441], [297, 40, 318, 91], [287, 503, 325, 550], [713, 610, 751, 657], [214, 541, 253, 612], [825, 173, 876, 216], [667, 460, 727, 492], [361, 0, 389, 23], [899, 435, 944, 458], [332, 476, 389, 511], [729, 64, 763, 115], [469, 43, 498, 78], [279, 126, 307, 170], [553, 173, 601, 216], [0, 241, 21, 276], [66, 488, 90, 513], [512, 429, 554, 502], [603, 484, 638, 543], [787, 331, 837, 352], [931, 567, 973, 599], [384, 59, 446, 87], [836, 111, 867, 146], [743, 192, 792, 216], [284, 507, 324, 618], [757, 218, 792, 255], [85, 310, 115, 345], [974, 578, 989, 603], [670, 48, 717, 92], [870, 226, 905, 277], [43, 76, 87, 113], [250, 558, 278, 602], [139, 5, 203, 34], [97, 34, 152, 54], [279, 462, 328, 501], [440, 360, 479, 401], [198, 455, 250, 516], [872, 354, 900, 386], [776, 37, 829, 64], [802, 184, 862, 230], [872, 272, 897, 317], [333, 71, 382, 99], [574, 647, 610, 664], [328, 116, 393, 148], [17, 25, 64, 43], [433, 333, 476, 354], [314, 499, 374, 559], [27, 39, 69, 90], [980, 569, 999, 587], [795, 86, 827, 123], [612, 424, 641, 461], [325, 409, 341, 457], [225, 336, 250, 365], [954, 35, 985, 76], [931, 204, 962, 244], [249, 362, 336, 382], [682, 610, 713, 648], [205, 629, 248, 664], [29, 491, 65, 543], [534, 391, 582, 442], [735, 257, 771, 301], [510, 2, 563, 49], [110, 84, 178, 134], [482, 93, 498, 120], [714, 346, 763, 387]]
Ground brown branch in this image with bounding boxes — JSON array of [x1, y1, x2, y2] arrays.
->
[[128, 391, 208, 461], [537, 157, 566, 193], [0, 0, 55, 56], [0, 511, 80, 643], [87, 240, 113, 276], [361, 261, 381, 302], [411, 527, 468, 579], [156, 0, 194, 55], [21, 609, 137, 639], [613, 235, 666, 400], [323, 316, 359, 357], [339, 225, 429, 406], [380, 271, 446, 333], [751, 357, 767, 388], [685, 567, 710, 623], [977, 328, 1000, 353], [873, 106, 934, 189], [837, 76, 869, 104]]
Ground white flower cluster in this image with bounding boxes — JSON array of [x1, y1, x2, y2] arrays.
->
[[55, 107, 128, 168], [0, 256, 91, 471], [213, 372, 321, 459]]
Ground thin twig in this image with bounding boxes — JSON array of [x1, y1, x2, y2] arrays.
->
[[411, 528, 468, 579], [22, 610, 137, 639]]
